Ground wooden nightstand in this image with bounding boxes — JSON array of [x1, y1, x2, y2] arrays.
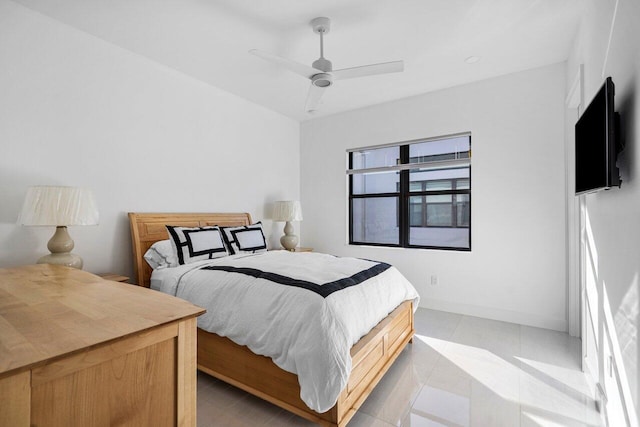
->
[[98, 273, 130, 283]]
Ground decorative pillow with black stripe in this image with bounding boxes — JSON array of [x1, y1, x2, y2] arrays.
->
[[166, 225, 228, 265], [221, 222, 268, 255]]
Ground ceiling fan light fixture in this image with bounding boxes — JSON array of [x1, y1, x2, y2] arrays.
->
[[312, 73, 333, 88]]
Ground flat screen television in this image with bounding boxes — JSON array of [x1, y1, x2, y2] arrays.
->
[[575, 77, 621, 195]]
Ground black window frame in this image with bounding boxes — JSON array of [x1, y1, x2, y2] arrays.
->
[[348, 136, 471, 251]]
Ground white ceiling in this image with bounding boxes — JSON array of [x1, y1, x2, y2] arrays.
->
[[14, 0, 584, 121]]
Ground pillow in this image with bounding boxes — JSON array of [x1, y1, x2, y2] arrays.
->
[[143, 239, 178, 270], [221, 222, 268, 255], [166, 225, 228, 265]]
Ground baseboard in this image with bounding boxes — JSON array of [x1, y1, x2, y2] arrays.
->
[[419, 298, 567, 332]]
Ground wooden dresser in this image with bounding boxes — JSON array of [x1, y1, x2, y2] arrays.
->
[[0, 264, 205, 427]]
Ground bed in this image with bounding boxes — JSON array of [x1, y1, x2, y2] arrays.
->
[[129, 212, 417, 427]]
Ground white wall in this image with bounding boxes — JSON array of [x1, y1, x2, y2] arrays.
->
[[0, 0, 300, 279], [301, 63, 568, 331], [567, 0, 640, 423]]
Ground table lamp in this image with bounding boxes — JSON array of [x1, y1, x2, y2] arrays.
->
[[18, 186, 99, 269], [272, 200, 303, 251]]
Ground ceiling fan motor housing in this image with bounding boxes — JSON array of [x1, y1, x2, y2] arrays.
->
[[312, 73, 333, 88]]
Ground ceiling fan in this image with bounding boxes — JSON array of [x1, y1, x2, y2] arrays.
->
[[249, 17, 404, 113]]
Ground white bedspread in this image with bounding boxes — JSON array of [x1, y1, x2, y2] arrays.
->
[[151, 251, 419, 412]]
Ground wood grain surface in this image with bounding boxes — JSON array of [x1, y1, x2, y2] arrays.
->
[[0, 264, 204, 378], [0, 264, 204, 427]]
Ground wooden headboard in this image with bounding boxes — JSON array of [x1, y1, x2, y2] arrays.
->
[[128, 212, 252, 287]]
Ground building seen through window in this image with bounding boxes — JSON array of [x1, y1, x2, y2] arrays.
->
[[348, 134, 471, 250]]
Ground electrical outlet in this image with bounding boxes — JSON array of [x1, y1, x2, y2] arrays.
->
[[430, 275, 439, 286]]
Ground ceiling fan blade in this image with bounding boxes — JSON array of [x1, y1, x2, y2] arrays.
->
[[332, 60, 404, 80], [249, 49, 321, 79], [304, 84, 326, 113]]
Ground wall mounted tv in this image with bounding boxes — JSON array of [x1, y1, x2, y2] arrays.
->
[[575, 77, 621, 195]]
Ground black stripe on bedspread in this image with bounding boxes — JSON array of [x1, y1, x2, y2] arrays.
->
[[201, 262, 392, 298]]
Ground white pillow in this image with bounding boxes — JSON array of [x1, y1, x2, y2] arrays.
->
[[166, 225, 228, 265], [143, 240, 178, 270], [221, 222, 267, 255]]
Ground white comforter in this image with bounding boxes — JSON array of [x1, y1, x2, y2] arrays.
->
[[151, 251, 419, 413]]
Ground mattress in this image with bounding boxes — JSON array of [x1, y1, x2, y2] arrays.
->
[[150, 250, 419, 412]]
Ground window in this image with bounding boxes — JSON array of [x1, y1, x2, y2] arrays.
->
[[348, 133, 471, 250]]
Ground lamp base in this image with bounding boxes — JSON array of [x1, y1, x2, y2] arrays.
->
[[37, 226, 84, 269], [280, 235, 299, 251], [37, 253, 83, 269], [280, 221, 299, 251]]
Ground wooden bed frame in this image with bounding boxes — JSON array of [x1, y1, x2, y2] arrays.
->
[[128, 212, 414, 427]]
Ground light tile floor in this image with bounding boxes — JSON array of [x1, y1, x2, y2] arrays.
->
[[197, 308, 602, 426]]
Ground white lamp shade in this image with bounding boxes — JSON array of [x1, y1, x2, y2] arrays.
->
[[272, 201, 303, 222], [18, 186, 99, 226]]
